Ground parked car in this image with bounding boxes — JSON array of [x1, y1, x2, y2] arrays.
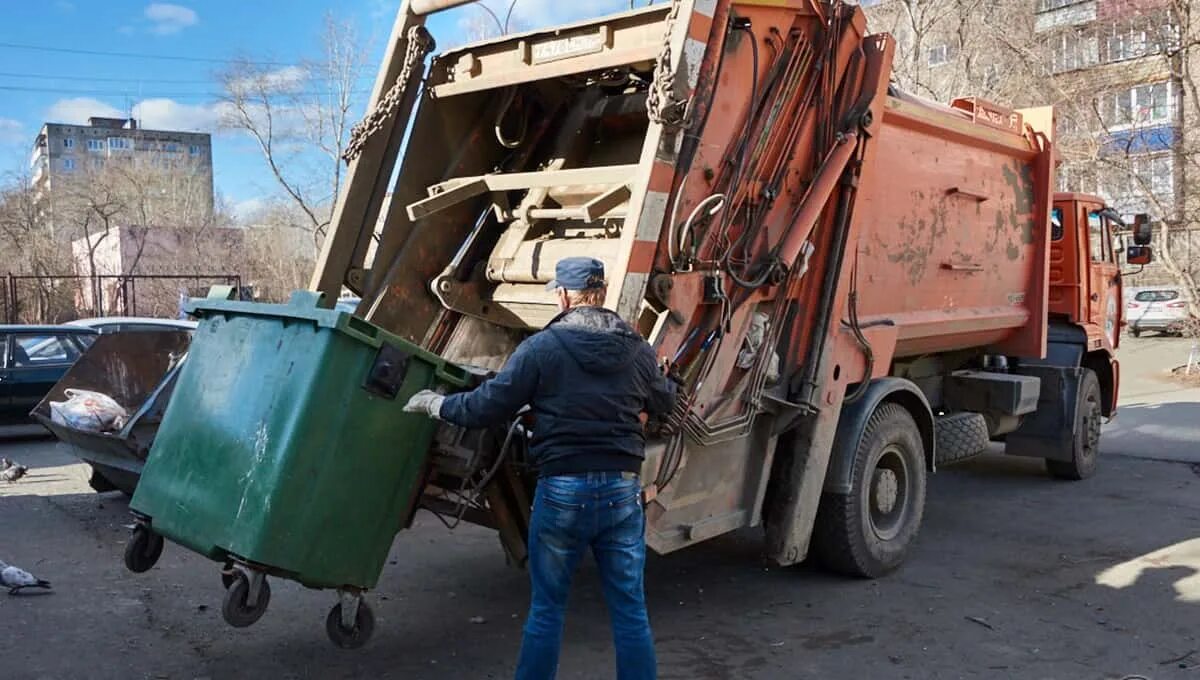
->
[[1126, 286, 1193, 337], [66, 316, 198, 334], [0, 325, 98, 426]]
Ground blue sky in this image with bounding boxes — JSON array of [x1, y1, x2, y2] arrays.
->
[[0, 0, 633, 217]]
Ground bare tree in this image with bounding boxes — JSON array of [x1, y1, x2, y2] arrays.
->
[[0, 172, 75, 322], [217, 14, 370, 250]]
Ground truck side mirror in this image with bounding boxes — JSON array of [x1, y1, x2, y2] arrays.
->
[[1132, 213, 1152, 245], [1127, 245, 1152, 266]]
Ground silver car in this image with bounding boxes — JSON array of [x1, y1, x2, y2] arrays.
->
[[66, 316, 198, 334], [1126, 287, 1192, 337]]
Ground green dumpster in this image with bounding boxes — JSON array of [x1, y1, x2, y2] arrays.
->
[[126, 290, 469, 647]]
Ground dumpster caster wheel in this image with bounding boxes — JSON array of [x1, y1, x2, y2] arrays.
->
[[221, 571, 271, 628], [326, 599, 375, 649], [124, 525, 164, 574]]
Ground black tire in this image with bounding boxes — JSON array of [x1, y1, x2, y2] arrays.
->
[[90, 463, 139, 496], [221, 572, 271, 628], [1045, 369, 1102, 481], [87, 466, 118, 493], [326, 599, 375, 649], [934, 412, 989, 465], [1131, 328, 1141, 338], [811, 403, 927, 578], [124, 525, 164, 573]]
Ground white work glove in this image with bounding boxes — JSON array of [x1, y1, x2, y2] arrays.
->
[[403, 389, 445, 420]]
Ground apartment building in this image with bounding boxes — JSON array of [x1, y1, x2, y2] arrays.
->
[[30, 116, 215, 238], [1039, 0, 1189, 224]]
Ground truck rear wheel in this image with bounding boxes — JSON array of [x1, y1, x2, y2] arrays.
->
[[812, 403, 927, 578], [1045, 369, 1102, 481]]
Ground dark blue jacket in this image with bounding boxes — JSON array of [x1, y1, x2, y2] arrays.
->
[[439, 306, 677, 476]]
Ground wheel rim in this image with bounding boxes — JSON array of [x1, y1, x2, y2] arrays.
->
[[868, 444, 910, 541]]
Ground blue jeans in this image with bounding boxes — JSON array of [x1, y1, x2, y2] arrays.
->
[[515, 472, 656, 680]]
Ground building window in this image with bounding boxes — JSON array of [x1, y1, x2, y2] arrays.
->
[[1106, 27, 1149, 62], [188, 144, 202, 155], [927, 43, 956, 67], [1137, 154, 1174, 197], [1051, 31, 1097, 73], [1059, 114, 1082, 137], [63, 138, 75, 149], [981, 64, 1000, 90], [1104, 82, 1172, 128], [1036, 0, 1085, 12], [164, 143, 179, 153], [1104, 154, 1174, 215], [86, 139, 104, 152], [1102, 14, 1178, 63], [62, 158, 75, 171], [107, 137, 132, 151]]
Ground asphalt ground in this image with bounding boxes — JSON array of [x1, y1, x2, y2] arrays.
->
[[2, 334, 1198, 679]]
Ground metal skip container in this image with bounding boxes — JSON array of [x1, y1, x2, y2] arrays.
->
[[125, 289, 470, 648]]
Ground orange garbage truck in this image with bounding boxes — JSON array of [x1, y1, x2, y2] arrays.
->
[[313, 0, 1153, 579]]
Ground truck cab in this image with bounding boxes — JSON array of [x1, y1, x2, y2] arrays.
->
[[1046, 194, 1153, 415]]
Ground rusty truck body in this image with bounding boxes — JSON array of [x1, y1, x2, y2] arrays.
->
[[313, 0, 1152, 576]]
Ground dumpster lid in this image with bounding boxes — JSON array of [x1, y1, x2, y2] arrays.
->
[[184, 290, 468, 385]]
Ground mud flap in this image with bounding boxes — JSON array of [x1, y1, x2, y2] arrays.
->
[[1004, 366, 1082, 462]]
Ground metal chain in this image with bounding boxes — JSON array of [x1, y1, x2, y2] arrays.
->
[[342, 25, 434, 164], [646, 0, 690, 127]]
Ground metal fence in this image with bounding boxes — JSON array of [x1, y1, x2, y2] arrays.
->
[[1, 273, 242, 325]]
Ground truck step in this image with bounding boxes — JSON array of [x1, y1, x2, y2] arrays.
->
[[935, 412, 990, 466]]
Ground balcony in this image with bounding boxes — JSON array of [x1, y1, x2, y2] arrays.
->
[[1036, 0, 1097, 32]]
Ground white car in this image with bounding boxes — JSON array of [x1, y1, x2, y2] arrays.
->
[[66, 317, 198, 335], [1126, 287, 1193, 337]]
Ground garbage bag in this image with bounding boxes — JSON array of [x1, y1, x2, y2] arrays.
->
[[49, 389, 128, 433]]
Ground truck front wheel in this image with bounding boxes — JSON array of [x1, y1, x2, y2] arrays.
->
[[812, 403, 927, 578], [1045, 369, 1102, 481]]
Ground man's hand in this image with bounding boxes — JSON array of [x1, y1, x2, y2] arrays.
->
[[660, 358, 685, 387], [403, 389, 445, 420]]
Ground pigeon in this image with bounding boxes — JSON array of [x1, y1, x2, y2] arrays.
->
[[1, 463, 27, 483], [0, 561, 51, 595]]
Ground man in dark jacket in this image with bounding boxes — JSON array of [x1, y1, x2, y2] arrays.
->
[[404, 257, 676, 680]]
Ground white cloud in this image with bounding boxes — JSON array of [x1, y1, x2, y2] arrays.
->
[[144, 3, 198, 35], [0, 118, 23, 145], [54, 1, 76, 12], [232, 197, 266, 221], [45, 97, 222, 133], [46, 97, 124, 125], [133, 98, 220, 132], [227, 66, 308, 95]]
